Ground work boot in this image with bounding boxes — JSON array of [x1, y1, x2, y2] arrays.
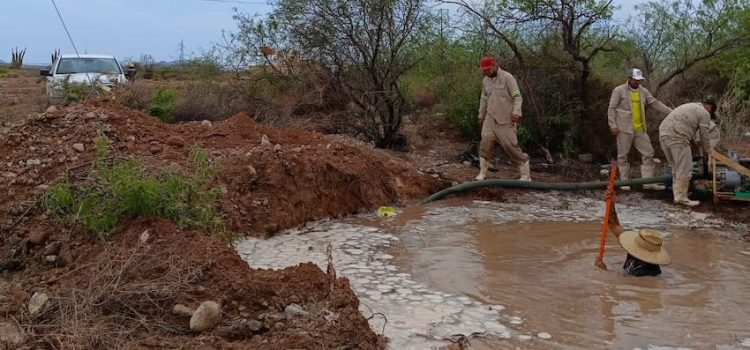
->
[[618, 164, 631, 191], [673, 180, 699, 207], [641, 164, 666, 190], [475, 157, 488, 181], [518, 160, 531, 181]]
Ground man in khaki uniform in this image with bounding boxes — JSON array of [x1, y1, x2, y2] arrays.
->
[[608, 68, 672, 190], [475, 56, 530, 181], [659, 99, 715, 206]]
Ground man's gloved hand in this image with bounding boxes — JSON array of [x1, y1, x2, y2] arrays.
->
[[511, 114, 521, 123]]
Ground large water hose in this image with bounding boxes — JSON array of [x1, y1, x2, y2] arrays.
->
[[421, 175, 672, 204]]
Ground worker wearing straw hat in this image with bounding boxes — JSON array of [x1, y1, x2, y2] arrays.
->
[[605, 200, 671, 276]]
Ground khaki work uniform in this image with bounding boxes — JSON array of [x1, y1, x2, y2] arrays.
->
[[478, 70, 527, 165], [607, 83, 672, 171], [659, 103, 711, 181]]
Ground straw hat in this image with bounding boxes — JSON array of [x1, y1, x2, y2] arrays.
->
[[618, 229, 671, 265]]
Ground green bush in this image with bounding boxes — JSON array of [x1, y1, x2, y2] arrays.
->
[[445, 82, 482, 141], [41, 135, 231, 243], [149, 86, 178, 123]]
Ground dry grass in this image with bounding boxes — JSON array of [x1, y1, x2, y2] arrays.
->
[[718, 78, 750, 148], [18, 239, 206, 350]]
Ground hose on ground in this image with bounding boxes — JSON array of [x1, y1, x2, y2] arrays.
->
[[421, 176, 673, 204]]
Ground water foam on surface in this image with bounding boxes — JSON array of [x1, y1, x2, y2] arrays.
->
[[236, 222, 512, 349]]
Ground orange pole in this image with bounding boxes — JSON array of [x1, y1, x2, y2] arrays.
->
[[596, 161, 618, 263]]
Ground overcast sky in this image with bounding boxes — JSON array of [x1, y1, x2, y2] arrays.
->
[[1, 0, 641, 64]]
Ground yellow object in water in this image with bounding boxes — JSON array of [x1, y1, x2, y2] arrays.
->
[[377, 206, 396, 218]]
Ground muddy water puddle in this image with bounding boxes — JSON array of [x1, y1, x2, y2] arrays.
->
[[237, 194, 750, 349]]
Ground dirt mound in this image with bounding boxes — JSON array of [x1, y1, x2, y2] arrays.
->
[[1, 100, 441, 236], [0, 100, 441, 348]]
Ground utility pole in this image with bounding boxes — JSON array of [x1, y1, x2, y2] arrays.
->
[[179, 39, 185, 65]]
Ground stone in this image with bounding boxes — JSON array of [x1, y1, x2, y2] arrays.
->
[[26, 159, 41, 166], [149, 146, 163, 155], [274, 144, 282, 151], [247, 165, 257, 179], [284, 304, 309, 317], [43, 242, 61, 256], [166, 136, 186, 148], [46, 106, 58, 114], [201, 120, 212, 127], [537, 332, 552, 340], [139, 230, 150, 244], [189, 301, 221, 332], [260, 135, 271, 147], [172, 304, 195, 317], [246, 319, 263, 332], [28, 292, 49, 316], [44, 255, 57, 264], [0, 321, 25, 346], [28, 230, 49, 245], [72, 143, 85, 152], [125, 135, 136, 142]]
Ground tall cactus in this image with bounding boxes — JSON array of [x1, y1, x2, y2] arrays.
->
[[51, 49, 61, 65], [10, 47, 26, 69]]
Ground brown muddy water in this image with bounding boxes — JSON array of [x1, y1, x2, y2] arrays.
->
[[237, 194, 749, 349], [389, 212, 750, 349]]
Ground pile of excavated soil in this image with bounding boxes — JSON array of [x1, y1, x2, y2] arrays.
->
[[1, 99, 442, 236], [0, 100, 441, 349]]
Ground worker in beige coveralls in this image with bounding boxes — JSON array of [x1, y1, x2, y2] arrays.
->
[[475, 56, 531, 181], [659, 99, 716, 207], [608, 68, 673, 190]]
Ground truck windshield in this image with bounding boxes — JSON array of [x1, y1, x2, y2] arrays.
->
[[56, 58, 122, 75]]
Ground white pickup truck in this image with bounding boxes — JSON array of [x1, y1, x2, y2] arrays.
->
[[40, 54, 135, 103]]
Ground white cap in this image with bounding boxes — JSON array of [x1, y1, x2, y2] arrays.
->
[[629, 68, 646, 81]]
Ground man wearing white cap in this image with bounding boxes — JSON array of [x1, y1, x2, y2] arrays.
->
[[607, 68, 673, 190]]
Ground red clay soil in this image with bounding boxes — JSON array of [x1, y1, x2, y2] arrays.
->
[[0, 100, 442, 349], [1, 99, 441, 236]]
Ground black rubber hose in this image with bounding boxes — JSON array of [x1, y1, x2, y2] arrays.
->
[[421, 176, 672, 204]]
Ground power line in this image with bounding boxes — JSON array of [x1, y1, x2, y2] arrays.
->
[[49, 0, 97, 97], [195, 0, 270, 4], [50, 0, 80, 57]]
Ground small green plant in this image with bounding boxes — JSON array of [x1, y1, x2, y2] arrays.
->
[[10, 47, 26, 69], [48, 77, 112, 103], [0, 67, 15, 78], [149, 86, 178, 123], [41, 134, 231, 243]]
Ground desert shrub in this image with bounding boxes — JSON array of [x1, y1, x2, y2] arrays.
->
[[148, 86, 178, 123], [0, 67, 18, 78], [445, 81, 483, 141], [115, 80, 156, 110], [182, 58, 223, 80], [173, 80, 248, 122], [41, 134, 230, 242]]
